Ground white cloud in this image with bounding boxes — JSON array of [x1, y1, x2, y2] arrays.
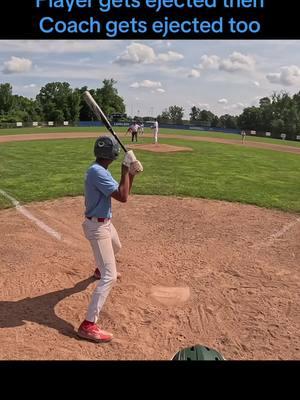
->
[[130, 80, 162, 89], [157, 51, 184, 62], [3, 56, 33, 74], [266, 65, 300, 86], [253, 81, 260, 87], [114, 43, 183, 65], [198, 103, 210, 109], [187, 69, 201, 78], [218, 98, 229, 104], [156, 88, 165, 93], [219, 52, 255, 72], [198, 55, 220, 70], [195, 52, 255, 75], [224, 102, 247, 111], [116, 43, 156, 65], [23, 84, 37, 89], [266, 73, 280, 83]]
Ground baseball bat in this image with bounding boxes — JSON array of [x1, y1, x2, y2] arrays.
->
[[83, 91, 127, 153]]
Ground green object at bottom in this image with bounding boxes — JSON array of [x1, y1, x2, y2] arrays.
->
[[172, 345, 225, 361]]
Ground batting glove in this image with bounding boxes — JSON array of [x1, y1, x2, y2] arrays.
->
[[123, 150, 137, 167], [129, 160, 144, 176]]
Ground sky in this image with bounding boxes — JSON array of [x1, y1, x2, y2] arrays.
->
[[1, 40, 300, 118]]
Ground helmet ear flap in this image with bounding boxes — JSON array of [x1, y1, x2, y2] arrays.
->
[[97, 141, 105, 148]]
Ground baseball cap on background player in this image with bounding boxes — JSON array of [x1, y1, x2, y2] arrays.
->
[[94, 136, 120, 160], [172, 345, 225, 361]]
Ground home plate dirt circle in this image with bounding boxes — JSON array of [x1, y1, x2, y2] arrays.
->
[[0, 195, 299, 360], [128, 143, 193, 153], [150, 286, 191, 306]]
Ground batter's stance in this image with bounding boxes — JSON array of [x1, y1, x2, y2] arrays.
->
[[78, 136, 143, 343]]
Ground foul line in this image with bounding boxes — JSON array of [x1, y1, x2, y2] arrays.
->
[[252, 217, 300, 249], [0, 190, 62, 241]]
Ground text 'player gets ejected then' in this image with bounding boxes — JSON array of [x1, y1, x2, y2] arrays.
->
[[35, 0, 265, 13]]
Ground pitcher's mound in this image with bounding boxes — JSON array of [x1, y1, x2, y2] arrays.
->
[[128, 144, 193, 153], [150, 286, 191, 306]]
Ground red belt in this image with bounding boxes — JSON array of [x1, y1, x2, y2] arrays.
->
[[87, 217, 110, 222]]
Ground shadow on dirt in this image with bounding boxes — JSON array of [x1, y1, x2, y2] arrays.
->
[[0, 277, 94, 339]]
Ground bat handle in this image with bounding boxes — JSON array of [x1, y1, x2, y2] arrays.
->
[[110, 128, 127, 153]]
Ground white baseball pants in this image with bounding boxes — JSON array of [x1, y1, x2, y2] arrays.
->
[[82, 218, 121, 323], [154, 129, 158, 143]]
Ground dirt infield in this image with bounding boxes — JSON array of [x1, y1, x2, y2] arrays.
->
[[128, 143, 193, 153], [0, 195, 299, 360], [0, 131, 299, 155]]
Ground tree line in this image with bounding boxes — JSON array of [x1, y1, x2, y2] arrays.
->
[[158, 92, 300, 139], [159, 105, 238, 130], [1, 80, 300, 139], [0, 79, 126, 124]]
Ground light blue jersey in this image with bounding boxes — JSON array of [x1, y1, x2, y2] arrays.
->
[[84, 163, 119, 218]]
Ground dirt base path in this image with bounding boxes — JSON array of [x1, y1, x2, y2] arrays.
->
[[0, 131, 299, 155], [0, 196, 299, 360]]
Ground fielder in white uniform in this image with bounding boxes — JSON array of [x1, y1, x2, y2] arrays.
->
[[241, 130, 246, 144], [152, 120, 159, 144], [138, 123, 144, 135], [78, 136, 143, 343]]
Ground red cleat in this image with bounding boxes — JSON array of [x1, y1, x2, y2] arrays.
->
[[94, 269, 121, 280], [77, 320, 113, 343]]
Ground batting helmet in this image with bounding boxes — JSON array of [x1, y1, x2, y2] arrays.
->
[[172, 345, 225, 361], [94, 136, 120, 160]]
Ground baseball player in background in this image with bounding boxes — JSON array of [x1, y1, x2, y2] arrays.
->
[[78, 136, 143, 343], [138, 122, 144, 135], [130, 122, 140, 143], [126, 122, 139, 142], [241, 130, 246, 144], [152, 119, 159, 144]]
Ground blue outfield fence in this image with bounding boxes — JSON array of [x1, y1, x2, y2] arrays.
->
[[79, 121, 240, 133], [79, 121, 103, 127], [79, 121, 130, 127], [44, 121, 300, 140], [0, 120, 299, 141]]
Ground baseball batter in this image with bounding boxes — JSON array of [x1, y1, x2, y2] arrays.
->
[[78, 136, 143, 343]]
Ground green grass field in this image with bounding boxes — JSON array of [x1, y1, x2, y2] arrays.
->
[[1, 126, 300, 148], [0, 126, 105, 136], [0, 136, 299, 213]]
